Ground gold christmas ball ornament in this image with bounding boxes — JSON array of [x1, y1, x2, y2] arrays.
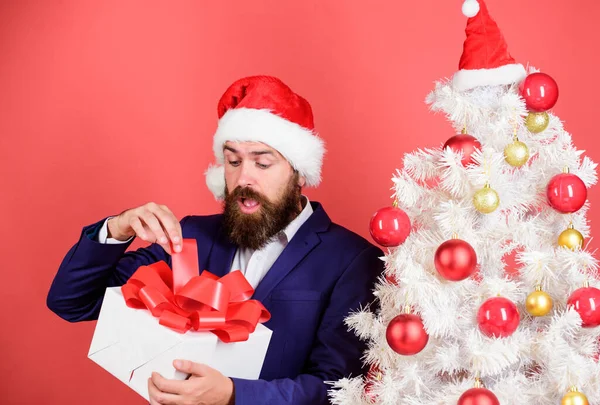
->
[[504, 139, 530, 167], [561, 387, 589, 405], [558, 224, 584, 250], [525, 111, 550, 133], [525, 286, 553, 317], [473, 183, 500, 214]]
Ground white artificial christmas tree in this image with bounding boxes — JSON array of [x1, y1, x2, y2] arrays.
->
[[329, 1, 600, 404]]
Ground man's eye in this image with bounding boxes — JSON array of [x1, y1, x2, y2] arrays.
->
[[256, 163, 270, 169], [228, 160, 240, 167]]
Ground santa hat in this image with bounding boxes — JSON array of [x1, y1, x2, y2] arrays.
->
[[453, 0, 527, 91], [205, 76, 325, 200]]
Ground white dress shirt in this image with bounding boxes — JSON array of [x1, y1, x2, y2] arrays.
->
[[97, 196, 314, 289]]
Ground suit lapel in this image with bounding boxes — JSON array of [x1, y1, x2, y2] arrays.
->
[[252, 231, 320, 302], [206, 226, 237, 278], [252, 202, 330, 302]]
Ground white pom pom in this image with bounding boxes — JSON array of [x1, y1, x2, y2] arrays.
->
[[462, 0, 480, 17], [205, 164, 226, 200]]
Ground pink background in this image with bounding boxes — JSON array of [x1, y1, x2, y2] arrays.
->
[[1, 0, 598, 403]]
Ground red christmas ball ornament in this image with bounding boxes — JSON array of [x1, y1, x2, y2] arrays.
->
[[457, 387, 500, 405], [434, 238, 477, 281], [385, 272, 399, 286], [546, 171, 587, 213], [443, 133, 482, 167], [386, 313, 429, 355], [567, 286, 600, 327], [519, 72, 559, 112], [364, 364, 382, 401], [369, 206, 411, 247], [477, 296, 520, 338]]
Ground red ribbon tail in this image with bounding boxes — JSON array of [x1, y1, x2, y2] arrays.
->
[[171, 239, 200, 294]]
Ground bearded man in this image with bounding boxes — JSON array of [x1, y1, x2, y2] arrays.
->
[[47, 75, 384, 405]]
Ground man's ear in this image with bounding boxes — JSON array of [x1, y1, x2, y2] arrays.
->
[[298, 175, 306, 188]]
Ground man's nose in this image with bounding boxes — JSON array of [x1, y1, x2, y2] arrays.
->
[[236, 161, 256, 188]]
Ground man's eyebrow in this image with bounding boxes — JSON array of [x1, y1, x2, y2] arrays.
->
[[250, 150, 275, 156], [223, 145, 275, 156], [223, 146, 274, 156]]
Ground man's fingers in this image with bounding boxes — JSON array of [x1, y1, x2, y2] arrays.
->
[[150, 205, 183, 252], [122, 202, 183, 255], [148, 377, 163, 405], [148, 376, 179, 405], [129, 217, 171, 253], [129, 217, 149, 241], [160, 205, 183, 251], [173, 359, 212, 377], [151, 372, 188, 395], [139, 211, 169, 245]]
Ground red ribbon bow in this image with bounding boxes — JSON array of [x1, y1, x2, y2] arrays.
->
[[121, 239, 271, 343]]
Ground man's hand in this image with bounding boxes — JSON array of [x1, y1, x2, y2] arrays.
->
[[107, 202, 182, 254], [148, 360, 234, 405]]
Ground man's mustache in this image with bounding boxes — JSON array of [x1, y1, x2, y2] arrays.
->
[[230, 186, 269, 205]]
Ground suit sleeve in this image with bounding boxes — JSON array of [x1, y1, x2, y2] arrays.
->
[[46, 216, 190, 322], [231, 245, 384, 405]]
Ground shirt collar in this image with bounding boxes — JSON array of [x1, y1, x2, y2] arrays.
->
[[280, 195, 313, 243]]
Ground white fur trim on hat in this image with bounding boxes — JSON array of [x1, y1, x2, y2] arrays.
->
[[205, 107, 326, 199], [452, 63, 527, 92]]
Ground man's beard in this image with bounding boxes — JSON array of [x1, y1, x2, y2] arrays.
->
[[222, 174, 303, 250]]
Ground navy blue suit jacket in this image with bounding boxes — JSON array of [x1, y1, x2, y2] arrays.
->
[[47, 201, 384, 404]]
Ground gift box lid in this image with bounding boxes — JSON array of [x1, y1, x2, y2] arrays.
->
[[88, 287, 218, 384]]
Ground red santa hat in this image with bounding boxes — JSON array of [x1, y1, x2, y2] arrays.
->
[[205, 76, 325, 200], [453, 0, 527, 91]]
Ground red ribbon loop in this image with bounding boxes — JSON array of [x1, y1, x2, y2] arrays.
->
[[121, 239, 271, 342]]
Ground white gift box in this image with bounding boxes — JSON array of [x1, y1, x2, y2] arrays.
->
[[88, 287, 272, 402]]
